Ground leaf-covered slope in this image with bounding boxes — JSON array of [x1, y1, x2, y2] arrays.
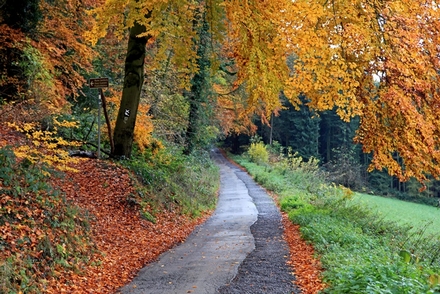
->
[[0, 124, 210, 293], [46, 159, 210, 293]]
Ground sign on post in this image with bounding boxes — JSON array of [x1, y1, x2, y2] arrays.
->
[[88, 77, 109, 159], [89, 77, 109, 89]]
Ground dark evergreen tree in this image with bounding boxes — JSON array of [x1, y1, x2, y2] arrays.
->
[[183, 9, 213, 155], [271, 95, 320, 160], [318, 109, 359, 163], [2, 0, 42, 34]]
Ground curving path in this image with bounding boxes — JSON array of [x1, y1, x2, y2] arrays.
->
[[118, 149, 300, 294]]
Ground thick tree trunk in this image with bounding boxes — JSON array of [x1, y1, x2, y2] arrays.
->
[[112, 22, 150, 158]]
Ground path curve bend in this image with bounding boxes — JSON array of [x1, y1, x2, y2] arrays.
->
[[118, 149, 299, 294]]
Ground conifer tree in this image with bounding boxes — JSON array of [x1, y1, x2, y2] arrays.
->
[[275, 95, 320, 160]]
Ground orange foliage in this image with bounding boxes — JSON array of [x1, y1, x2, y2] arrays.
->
[[106, 92, 154, 152], [133, 103, 154, 152], [214, 83, 257, 136], [82, 0, 440, 181], [0, 0, 97, 120], [223, 0, 290, 119], [223, 0, 440, 183], [44, 159, 210, 293]]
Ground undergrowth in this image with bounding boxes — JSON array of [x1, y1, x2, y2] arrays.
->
[[0, 146, 93, 294], [231, 147, 440, 293], [123, 144, 219, 218]]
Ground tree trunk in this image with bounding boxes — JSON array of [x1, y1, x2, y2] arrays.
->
[[183, 13, 210, 155], [112, 22, 151, 158]]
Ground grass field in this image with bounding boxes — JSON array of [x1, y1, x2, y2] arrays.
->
[[354, 193, 440, 237]]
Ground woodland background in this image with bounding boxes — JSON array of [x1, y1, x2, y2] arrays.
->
[[2, 0, 440, 293]]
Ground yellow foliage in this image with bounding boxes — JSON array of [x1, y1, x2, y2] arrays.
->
[[87, 0, 440, 183], [133, 103, 154, 153], [248, 142, 269, 165], [106, 93, 154, 153], [7, 119, 82, 172]]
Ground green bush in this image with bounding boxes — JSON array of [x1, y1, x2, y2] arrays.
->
[[123, 145, 219, 217], [247, 142, 269, 165], [280, 195, 307, 211]]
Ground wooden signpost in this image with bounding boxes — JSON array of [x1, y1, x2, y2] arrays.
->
[[89, 77, 109, 89], [88, 78, 114, 158]]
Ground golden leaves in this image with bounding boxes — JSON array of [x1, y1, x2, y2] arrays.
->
[[85, 0, 440, 182], [87, 0, 213, 90], [275, 0, 440, 183], [6, 119, 82, 172], [224, 0, 289, 118]]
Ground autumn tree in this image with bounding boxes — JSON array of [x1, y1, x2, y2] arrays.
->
[[88, 0, 440, 184], [111, 22, 151, 157], [279, 1, 440, 184], [88, 1, 215, 157], [225, 0, 440, 184], [0, 0, 96, 122]]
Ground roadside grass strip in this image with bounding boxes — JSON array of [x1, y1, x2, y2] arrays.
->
[[231, 154, 440, 293]]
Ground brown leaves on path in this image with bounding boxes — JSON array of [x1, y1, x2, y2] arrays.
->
[[282, 213, 326, 294], [45, 159, 210, 293]]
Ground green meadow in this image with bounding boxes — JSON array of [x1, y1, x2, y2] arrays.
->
[[354, 193, 440, 237]]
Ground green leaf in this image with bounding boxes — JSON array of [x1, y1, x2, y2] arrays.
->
[[399, 250, 412, 264]]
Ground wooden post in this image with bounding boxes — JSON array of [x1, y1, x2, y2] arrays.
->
[[99, 88, 115, 155]]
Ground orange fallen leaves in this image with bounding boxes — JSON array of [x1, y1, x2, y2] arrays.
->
[[220, 149, 326, 293], [282, 213, 326, 294], [43, 159, 210, 293], [1, 125, 324, 293]]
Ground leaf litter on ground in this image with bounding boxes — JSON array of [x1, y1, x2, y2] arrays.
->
[[1, 123, 326, 293]]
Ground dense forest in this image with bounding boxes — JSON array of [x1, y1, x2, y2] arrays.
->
[[2, 0, 440, 291], [2, 0, 440, 200]]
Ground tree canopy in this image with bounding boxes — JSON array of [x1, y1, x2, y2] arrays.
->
[[2, 0, 440, 183]]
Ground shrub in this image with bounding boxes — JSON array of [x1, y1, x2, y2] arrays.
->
[[248, 142, 269, 165], [323, 146, 366, 190], [123, 145, 219, 217]]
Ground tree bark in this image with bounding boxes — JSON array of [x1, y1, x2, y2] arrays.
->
[[112, 21, 151, 158], [183, 14, 210, 155]]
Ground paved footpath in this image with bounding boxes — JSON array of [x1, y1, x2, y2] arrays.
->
[[118, 149, 299, 294]]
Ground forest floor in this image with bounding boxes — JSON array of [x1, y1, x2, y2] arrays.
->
[[0, 124, 325, 293]]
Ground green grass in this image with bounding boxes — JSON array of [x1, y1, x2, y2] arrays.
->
[[124, 145, 219, 217], [354, 193, 440, 237]]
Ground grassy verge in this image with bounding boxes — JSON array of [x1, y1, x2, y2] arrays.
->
[[122, 145, 219, 219], [230, 151, 440, 293]]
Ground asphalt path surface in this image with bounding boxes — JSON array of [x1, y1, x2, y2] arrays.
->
[[118, 149, 300, 294]]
